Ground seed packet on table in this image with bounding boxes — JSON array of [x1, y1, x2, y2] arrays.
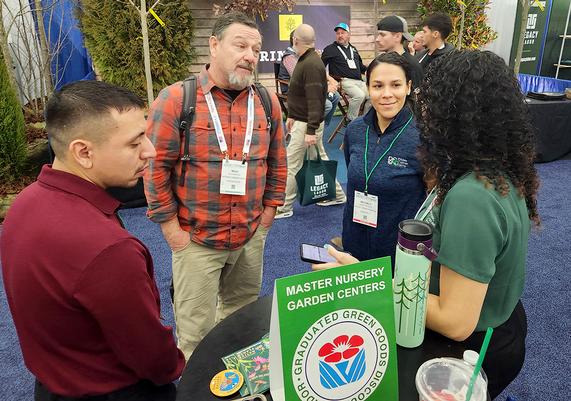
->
[[236, 340, 270, 394], [222, 353, 249, 396], [221, 333, 270, 396]]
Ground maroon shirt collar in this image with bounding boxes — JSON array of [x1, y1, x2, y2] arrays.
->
[[37, 165, 121, 215]]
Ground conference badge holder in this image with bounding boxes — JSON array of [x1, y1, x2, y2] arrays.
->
[[220, 159, 248, 196], [353, 190, 378, 228], [337, 45, 357, 70], [204, 88, 255, 197], [353, 116, 413, 229]]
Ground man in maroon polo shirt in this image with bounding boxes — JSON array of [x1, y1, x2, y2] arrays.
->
[[0, 81, 185, 401]]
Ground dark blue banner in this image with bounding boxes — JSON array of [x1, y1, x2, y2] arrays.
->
[[257, 6, 350, 73]]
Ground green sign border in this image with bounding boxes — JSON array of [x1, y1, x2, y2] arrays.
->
[[273, 257, 398, 401]]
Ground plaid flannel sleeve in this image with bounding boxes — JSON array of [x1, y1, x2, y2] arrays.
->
[[263, 92, 287, 207], [144, 85, 183, 223]]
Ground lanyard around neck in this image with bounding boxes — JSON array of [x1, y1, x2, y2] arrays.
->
[[204, 88, 255, 161], [363, 115, 413, 194], [337, 45, 354, 61]]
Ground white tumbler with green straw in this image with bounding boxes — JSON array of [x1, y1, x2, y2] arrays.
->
[[393, 219, 437, 348]]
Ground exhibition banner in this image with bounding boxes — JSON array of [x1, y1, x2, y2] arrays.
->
[[256, 6, 350, 74], [511, 0, 550, 74], [269, 257, 398, 401]]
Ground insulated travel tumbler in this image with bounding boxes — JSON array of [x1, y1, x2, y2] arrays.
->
[[393, 219, 437, 348]]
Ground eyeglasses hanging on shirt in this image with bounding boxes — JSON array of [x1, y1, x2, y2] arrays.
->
[[204, 89, 255, 196]]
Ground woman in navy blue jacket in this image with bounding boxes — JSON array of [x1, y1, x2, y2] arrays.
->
[[342, 52, 424, 264]]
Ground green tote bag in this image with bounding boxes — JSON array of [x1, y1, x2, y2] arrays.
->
[[295, 145, 337, 206]]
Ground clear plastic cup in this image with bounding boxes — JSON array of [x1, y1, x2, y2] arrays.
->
[[415, 357, 487, 401]]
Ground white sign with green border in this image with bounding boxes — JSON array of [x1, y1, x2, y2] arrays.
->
[[269, 257, 398, 401]]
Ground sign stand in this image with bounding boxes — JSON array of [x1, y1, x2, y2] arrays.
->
[[270, 257, 398, 401]]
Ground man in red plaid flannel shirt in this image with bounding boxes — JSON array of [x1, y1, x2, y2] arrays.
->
[[144, 11, 287, 360]]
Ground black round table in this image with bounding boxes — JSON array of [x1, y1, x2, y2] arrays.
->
[[526, 97, 571, 162], [176, 296, 479, 401]]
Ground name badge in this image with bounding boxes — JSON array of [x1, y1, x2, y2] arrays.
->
[[347, 59, 357, 69], [220, 159, 247, 196], [352, 190, 378, 228]]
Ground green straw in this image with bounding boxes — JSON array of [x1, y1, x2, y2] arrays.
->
[[465, 327, 493, 401]]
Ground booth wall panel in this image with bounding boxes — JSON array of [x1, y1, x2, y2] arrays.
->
[[540, 0, 571, 80], [189, 0, 419, 90]]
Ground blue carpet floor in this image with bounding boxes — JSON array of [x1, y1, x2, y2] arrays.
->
[[1, 119, 570, 400]]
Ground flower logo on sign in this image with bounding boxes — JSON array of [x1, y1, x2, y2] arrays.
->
[[292, 310, 390, 401], [318, 334, 366, 389]]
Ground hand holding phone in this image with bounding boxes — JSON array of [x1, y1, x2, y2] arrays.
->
[[300, 243, 337, 264]]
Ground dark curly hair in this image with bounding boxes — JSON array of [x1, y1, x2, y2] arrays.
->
[[415, 50, 540, 225]]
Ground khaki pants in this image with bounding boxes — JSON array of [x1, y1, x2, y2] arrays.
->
[[172, 225, 269, 360], [279, 120, 345, 213], [341, 78, 370, 121]]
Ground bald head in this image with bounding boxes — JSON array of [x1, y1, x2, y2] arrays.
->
[[292, 24, 316, 55], [295, 24, 315, 44]]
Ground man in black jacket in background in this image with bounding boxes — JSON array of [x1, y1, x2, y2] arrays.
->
[[275, 24, 346, 219], [321, 22, 369, 122], [416, 12, 455, 72]]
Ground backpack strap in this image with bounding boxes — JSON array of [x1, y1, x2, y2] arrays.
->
[[254, 82, 273, 133], [177, 80, 272, 187], [179, 76, 197, 186]]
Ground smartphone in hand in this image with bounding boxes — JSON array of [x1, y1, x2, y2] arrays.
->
[[300, 243, 337, 264]]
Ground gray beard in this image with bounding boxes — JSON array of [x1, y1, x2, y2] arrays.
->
[[228, 72, 254, 90]]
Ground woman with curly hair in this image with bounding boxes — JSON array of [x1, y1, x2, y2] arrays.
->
[[415, 49, 539, 397], [318, 50, 540, 397]]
